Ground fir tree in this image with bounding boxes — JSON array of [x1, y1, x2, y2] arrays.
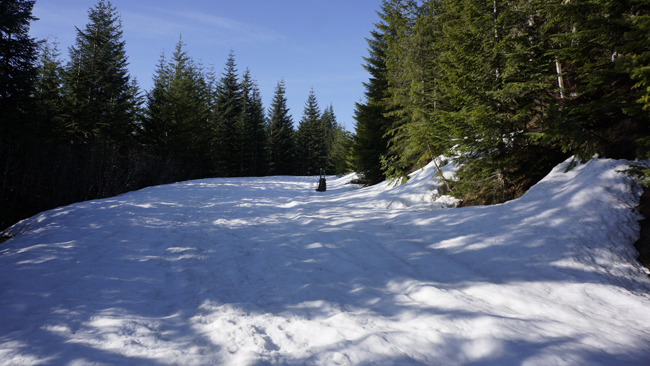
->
[[381, 1, 445, 180], [352, 8, 394, 185], [61, 0, 135, 145], [296, 88, 326, 175], [248, 77, 269, 176], [33, 38, 64, 141], [0, 0, 38, 141], [537, 0, 650, 160], [214, 50, 243, 177], [320, 104, 337, 172], [143, 38, 211, 176], [329, 123, 354, 175], [267, 79, 295, 176], [423, 0, 567, 204], [236, 69, 268, 176]]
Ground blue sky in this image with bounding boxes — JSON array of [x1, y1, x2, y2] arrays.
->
[[29, 0, 384, 131]]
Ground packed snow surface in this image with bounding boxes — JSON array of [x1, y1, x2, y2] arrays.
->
[[2, 158, 650, 365]]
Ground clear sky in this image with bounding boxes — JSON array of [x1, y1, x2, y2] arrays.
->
[[29, 0, 384, 131]]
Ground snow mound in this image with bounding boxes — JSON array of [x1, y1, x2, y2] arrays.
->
[[1, 158, 650, 365]]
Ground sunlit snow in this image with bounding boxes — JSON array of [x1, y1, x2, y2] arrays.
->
[[1, 158, 650, 365]]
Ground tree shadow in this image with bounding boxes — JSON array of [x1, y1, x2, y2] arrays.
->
[[1, 163, 649, 364]]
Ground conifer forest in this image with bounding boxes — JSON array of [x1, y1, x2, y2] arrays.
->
[[2, 0, 650, 230]]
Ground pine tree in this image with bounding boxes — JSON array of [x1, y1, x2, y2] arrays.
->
[[351, 6, 395, 185], [537, 0, 650, 160], [61, 0, 135, 145], [625, 5, 650, 157], [143, 38, 211, 177], [0, 0, 39, 230], [296, 88, 326, 175], [320, 104, 337, 172], [267, 79, 295, 175], [0, 0, 38, 141], [214, 50, 243, 177], [380, 1, 446, 180], [330, 123, 354, 175], [33, 38, 65, 141], [248, 78, 269, 176], [420, 0, 566, 204], [237, 69, 268, 176]]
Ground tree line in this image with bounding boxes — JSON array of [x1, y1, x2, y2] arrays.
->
[[352, 0, 650, 205], [1, 0, 353, 231]]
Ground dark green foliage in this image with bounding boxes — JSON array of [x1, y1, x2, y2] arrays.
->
[[1, 1, 189, 231], [628, 12, 650, 115], [0, 0, 38, 141], [355, 0, 650, 204], [320, 104, 352, 175], [296, 88, 327, 176], [142, 38, 212, 178], [238, 69, 268, 176], [320, 104, 336, 172], [214, 50, 243, 177], [351, 24, 393, 185], [432, 0, 569, 204], [267, 79, 295, 176], [535, 0, 650, 161], [33, 39, 65, 140], [330, 123, 354, 175], [61, 0, 135, 146], [0, 0, 39, 229]]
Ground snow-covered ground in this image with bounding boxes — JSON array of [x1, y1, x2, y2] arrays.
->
[[1, 158, 650, 365]]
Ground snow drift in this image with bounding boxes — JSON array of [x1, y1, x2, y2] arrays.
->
[[1, 158, 650, 365]]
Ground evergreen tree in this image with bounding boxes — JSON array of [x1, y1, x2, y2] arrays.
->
[[381, 1, 454, 180], [626, 5, 650, 157], [237, 69, 268, 176], [33, 38, 64, 141], [214, 50, 243, 177], [352, 5, 394, 185], [248, 77, 269, 176], [628, 10, 650, 114], [320, 103, 337, 172], [296, 88, 326, 175], [267, 79, 295, 175], [61, 0, 135, 145], [237, 69, 254, 176], [0, 0, 39, 230], [143, 38, 211, 177], [0, 0, 38, 141], [537, 0, 650, 160], [413, 0, 565, 204], [330, 123, 354, 175]]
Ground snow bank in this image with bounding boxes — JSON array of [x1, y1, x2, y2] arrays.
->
[[1, 158, 649, 365]]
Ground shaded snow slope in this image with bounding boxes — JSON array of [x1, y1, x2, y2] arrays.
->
[[1, 158, 649, 365]]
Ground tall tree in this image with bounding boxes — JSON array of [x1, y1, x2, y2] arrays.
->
[[320, 103, 337, 172], [214, 50, 243, 177], [267, 79, 295, 176], [247, 76, 269, 176], [61, 0, 135, 145], [143, 38, 212, 177], [352, 3, 396, 185], [296, 88, 326, 175], [237, 69, 268, 176], [537, 0, 650, 160], [33, 38, 64, 141], [0, 0, 38, 141], [330, 123, 354, 175], [0, 0, 39, 230]]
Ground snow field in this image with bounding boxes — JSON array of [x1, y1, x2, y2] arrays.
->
[[1, 158, 650, 365]]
